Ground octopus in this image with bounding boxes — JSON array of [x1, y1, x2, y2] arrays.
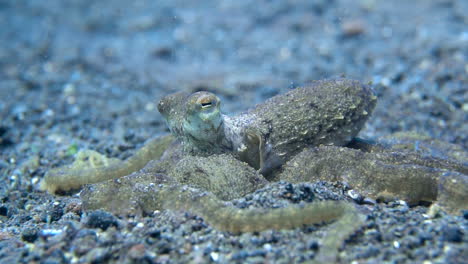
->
[[157, 79, 376, 176], [40, 78, 468, 262]]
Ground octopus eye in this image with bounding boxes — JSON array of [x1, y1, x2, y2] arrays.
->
[[201, 101, 213, 108], [197, 96, 216, 109]]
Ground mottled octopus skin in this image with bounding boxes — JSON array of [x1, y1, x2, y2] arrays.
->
[[40, 77, 468, 262], [280, 134, 468, 213], [158, 78, 377, 174], [80, 170, 364, 263]]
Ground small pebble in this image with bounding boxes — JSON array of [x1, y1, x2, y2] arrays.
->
[[462, 210, 468, 220], [128, 244, 146, 259], [342, 19, 366, 36], [210, 252, 219, 262], [0, 205, 8, 216], [441, 226, 463, 243], [41, 229, 63, 237], [85, 210, 118, 230], [21, 227, 39, 243]]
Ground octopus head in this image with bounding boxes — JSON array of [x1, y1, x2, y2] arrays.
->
[[182, 91, 223, 143], [158, 91, 223, 145]]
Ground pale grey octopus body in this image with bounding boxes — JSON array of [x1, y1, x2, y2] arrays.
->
[[40, 78, 467, 262]]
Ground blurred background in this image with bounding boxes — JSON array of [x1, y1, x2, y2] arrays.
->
[[1, 0, 467, 165], [0, 1, 466, 263]]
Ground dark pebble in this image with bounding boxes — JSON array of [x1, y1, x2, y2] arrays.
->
[[308, 240, 319, 250], [249, 249, 267, 257], [117, 144, 134, 152], [367, 229, 383, 242], [21, 227, 39, 243], [283, 183, 294, 194], [191, 221, 206, 232], [358, 245, 380, 259], [231, 250, 249, 260], [5, 204, 17, 218], [49, 204, 64, 222], [418, 231, 433, 242], [85, 210, 118, 230], [462, 210, 468, 220], [0, 126, 7, 136], [123, 131, 135, 141], [0, 136, 14, 148], [405, 236, 423, 249], [155, 241, 172, 254], [0, 205, 8, 216], [263, 232, 280, 244], [147, 229, 161, 239], [0, 126, 14, 148], [441, 226, 463, 243], [298, 185, 315, 202], [152, 47, 174, 61]]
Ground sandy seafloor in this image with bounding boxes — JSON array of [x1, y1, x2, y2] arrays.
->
[[0, 0, 467, 263]]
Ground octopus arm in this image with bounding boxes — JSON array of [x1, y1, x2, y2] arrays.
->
[[40, 135, 174, 193]]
